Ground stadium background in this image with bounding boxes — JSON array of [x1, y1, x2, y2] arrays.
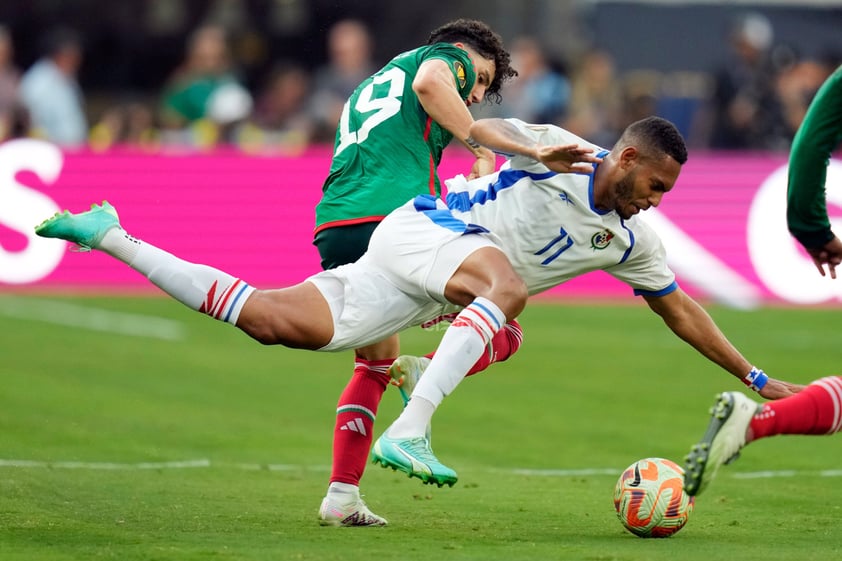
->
[[2, 0, 842, 305], [3, 3, 842, 559], [2, 1, 841, 92]]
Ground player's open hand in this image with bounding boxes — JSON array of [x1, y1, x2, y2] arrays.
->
[[537, 143, 603, 174], [805, 235, 842, 279], [759, 377, 806, 400], [468, 147, 497, 180]]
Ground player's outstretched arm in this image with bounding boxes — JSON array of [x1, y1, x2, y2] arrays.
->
[[413, 58, 495, 178], [785, 65, 842, 273], [642, 288, 804, 399], [468, 118, 602, 173]]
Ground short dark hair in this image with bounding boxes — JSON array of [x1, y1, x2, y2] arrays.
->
[[427, 19, 517, 104], [41, 26, 82, 58], [617, 116, 688, 165]]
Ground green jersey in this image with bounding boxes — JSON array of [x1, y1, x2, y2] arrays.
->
[[786, 64, 842, 248], [314, 43, 477, 233]]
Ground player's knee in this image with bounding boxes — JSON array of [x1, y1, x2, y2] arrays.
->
[[236, 292, 286, 345], [494, 276, 528, 319], [239, 315, 280, 345], [510, 276, 529, 311]]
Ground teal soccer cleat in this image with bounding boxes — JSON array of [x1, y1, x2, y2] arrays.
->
[[683, 391, 761, 496], [35, 201, 121, 251], [371, 432, 457, 487]]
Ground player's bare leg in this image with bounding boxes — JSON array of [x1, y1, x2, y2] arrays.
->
[[35, 201, 334, 349]]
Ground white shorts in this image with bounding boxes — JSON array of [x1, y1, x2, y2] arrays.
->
[[307, 199, 498, 351]]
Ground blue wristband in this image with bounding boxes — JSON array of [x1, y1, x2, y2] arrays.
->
[[743, 367, 768, 392]]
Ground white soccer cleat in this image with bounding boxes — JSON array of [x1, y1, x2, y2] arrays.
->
[[318, 494, 388, 527], [683, 391, 761, 496]]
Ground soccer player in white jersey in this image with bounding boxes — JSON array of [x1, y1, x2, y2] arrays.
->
[[444, 119, 673, 296], [35, 116, 803, 491]]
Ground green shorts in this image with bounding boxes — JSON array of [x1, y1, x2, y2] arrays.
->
[[313, 222, 381, 270]]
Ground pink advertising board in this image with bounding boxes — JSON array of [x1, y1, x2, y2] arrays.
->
[[2, 139, 841, 307]]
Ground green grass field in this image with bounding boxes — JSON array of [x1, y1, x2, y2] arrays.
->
[[2, 294, 841, 561]]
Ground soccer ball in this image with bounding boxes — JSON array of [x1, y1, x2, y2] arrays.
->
[[613, 457, 694, 538]]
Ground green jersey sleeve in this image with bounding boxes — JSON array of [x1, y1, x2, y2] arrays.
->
[[422, 42, 478, 100], [786, 65, 842, 248]]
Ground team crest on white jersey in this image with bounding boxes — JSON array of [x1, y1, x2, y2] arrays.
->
[[591, 229, 614, 250]]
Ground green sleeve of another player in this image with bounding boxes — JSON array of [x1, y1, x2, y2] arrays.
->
[[786, 65, 842, 248], [422, 43, 477, 99]]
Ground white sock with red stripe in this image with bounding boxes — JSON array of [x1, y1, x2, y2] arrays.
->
[[387, 297, 505, 439], [99, 229, 254, 325]]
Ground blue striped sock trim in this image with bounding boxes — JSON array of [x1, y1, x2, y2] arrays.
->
[[223, 283, 252, 323], [470, 299, 503, 330]]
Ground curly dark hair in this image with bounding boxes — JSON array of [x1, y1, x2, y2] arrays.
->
[[427, 19, 517, 104], [618, 116, 688, 165]]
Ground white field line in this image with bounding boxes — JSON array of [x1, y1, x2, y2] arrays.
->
[[508, 468, 620, 477], [0, 459, 209, 469], [0, 297, 185, 340], [0, 458, 840, 480]]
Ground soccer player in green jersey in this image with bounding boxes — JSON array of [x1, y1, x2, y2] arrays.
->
[[312, 19, 519, 526], [786, 64, 842, 278]]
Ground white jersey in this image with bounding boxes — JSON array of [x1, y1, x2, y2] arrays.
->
[[443, 119, 676, 296], [309, 119, 677, 351]]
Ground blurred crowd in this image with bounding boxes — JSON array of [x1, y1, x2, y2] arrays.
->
[[0, 11, 838, 154]]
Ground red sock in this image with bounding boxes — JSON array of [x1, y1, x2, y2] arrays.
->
[[424, 319, 523, 377], [329, 358, 392, 485], [750, 376, 842, 440]]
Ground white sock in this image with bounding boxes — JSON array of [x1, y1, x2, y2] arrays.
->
[[386, 396, 436, 439], [99, 227, 142, 263], [98, 228, 254, 325], [387, 297, 505, 439], [327, 481, 360, 500]]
